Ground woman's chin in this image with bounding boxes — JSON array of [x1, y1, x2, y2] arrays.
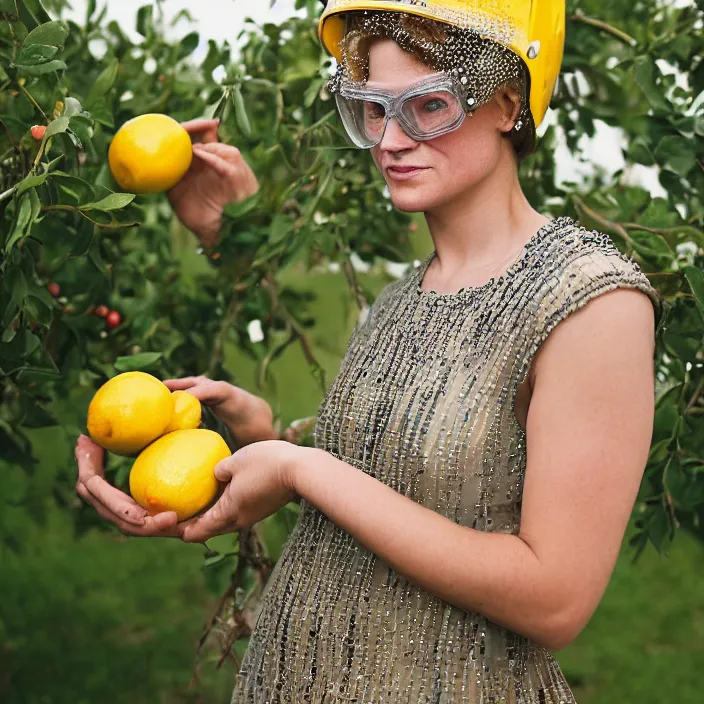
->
[[389, 192, 438, 213]]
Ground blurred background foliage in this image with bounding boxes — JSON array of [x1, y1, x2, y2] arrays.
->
[[0, 0, 703, 701]]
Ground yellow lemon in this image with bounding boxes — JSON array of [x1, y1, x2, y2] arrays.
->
[[108, 113, 192, 194], [129, 429, 231, 521], [163, 390, 202, 433], [87, 371, 174, 456]]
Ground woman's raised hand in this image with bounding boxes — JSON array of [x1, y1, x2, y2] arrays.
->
[[162, 376, 279, 447], [167, 119, 259, 248]]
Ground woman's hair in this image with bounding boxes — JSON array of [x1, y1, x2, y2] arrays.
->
[[335, 12, 536, 161]]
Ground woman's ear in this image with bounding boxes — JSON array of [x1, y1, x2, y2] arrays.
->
[[496, 86, 522, 133]]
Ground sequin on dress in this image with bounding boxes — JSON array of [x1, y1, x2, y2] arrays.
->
[[231, 216, 664, 703]]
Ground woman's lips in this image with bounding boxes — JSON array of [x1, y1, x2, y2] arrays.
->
[[386, 165, 429, 181]]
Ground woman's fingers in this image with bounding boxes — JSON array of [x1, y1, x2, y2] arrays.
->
[[76, 481, 181, 537], [213, 456, 237, 482], [184, 381, 241, 407], [163, 377, 243, 411], [181, 118, 220, 143], [192, 144, 259, 197], [84, 474, 148, 525], [162, 375, 207, 391], [194, 141, 240, 161], [74, 435, 148, 526], [180, 500, 235, 543], [192, 144, 240, 180], [74, 433, 105, 479]]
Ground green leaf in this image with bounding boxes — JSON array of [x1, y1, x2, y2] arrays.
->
[[136, 4, 153, 37], [15, 171, 49, 197], [80, 193, 135, 212], [86, 60, 118, 107], [0, 0, 18, 14], [20, 394, 58, 428], [17, 42, 58, 65], [629, 231, 673, 263], [628, 135, 655, 166], [4, 192, 36, 253], [85, 97, 114, 128], [633, 56, 670, 113], [222, 191, 261, 220], [646, 503, 673, 554], [50, 171, 96, 203], [44, 115, 70, 139], [683, 266, 704, 321], [17, 59, 67, 76], [177, 31, 199, 59], [204, 533, 238, 555], [68, 114, 94, 145], [114, 352, 163, 372], [268, 214, 292, 244], [63, 96, 83, 117], [23, 20, 68, 48], [654, 135, 697, 176], [232, 86, 252, 138]]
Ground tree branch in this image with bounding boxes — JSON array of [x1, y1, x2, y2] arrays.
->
[[263, 273, 327, 393], [569, 11, 637, 47], [571, 196, 635, 248], [40, 204, 135, 230], [685, 376, 704, 413]]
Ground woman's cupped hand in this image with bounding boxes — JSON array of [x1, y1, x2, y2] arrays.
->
[[74, 435, 306, 542]]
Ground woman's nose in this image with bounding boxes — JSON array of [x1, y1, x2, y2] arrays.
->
[[378, 116, 417, 152]]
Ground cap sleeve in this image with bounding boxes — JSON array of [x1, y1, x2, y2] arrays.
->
[[520, 246, 665, 388]]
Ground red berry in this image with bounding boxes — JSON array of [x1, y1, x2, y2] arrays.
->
[[106, 310, 122, 329], [94, 305, 109, 318], [31, 125, 47, 140], [47, 282, 60, 297]]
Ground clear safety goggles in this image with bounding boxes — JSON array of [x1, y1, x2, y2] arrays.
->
[[334, 72, 473, 149]]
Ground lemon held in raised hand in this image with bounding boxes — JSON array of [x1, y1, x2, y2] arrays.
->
[[108, 113, 193, 194], [129, 428, 231, 521], [87, 371, 174, 455]]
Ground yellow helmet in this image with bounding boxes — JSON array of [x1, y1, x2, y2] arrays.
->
[[318, 0, 565, 129]]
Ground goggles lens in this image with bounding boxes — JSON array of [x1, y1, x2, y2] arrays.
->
[[335, 77, 467, 148]]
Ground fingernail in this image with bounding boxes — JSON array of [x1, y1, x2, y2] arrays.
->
[[215, 117, 221, 124]]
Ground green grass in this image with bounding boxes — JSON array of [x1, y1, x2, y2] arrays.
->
[[558, 528, 704, 703], [0, 512, 234, 704]]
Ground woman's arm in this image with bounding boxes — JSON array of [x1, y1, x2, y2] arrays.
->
[[292, 288, 656, 651]]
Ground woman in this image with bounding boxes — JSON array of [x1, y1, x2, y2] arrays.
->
[[75, 1, 664, 701]]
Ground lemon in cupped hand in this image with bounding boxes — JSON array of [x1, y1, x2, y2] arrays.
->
[[87, 371, 174, 455], [129, 429, 231, 521], [108, 113, 192, 194], [163, 390, 201, 433]]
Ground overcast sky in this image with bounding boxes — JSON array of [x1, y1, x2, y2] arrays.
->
[[60, 0, 667, 198]]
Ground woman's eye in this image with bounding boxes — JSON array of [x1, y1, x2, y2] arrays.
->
[[423, 98, 449, 112], [365, 103, 385, 121]]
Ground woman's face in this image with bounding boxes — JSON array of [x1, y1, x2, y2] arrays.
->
[[366, 39, 516, 213]]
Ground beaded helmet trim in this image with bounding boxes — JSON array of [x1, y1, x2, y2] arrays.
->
[[327, 11, 532, 139]]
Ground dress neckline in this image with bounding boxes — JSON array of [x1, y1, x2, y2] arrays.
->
[[414, 216, 574, 300]]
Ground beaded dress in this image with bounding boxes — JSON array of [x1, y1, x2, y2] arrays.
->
[[231, 216, 664, 703]]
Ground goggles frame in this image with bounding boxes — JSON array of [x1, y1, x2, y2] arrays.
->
[[335, 71, 476, 149]]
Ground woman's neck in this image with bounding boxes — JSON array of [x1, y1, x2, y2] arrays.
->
[[424, 151, 549, 272]]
